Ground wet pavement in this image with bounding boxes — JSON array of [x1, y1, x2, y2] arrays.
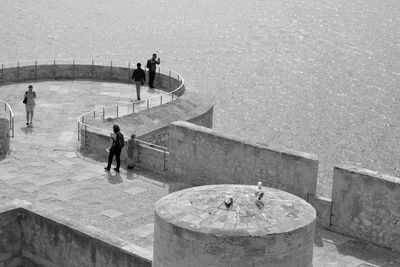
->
[[0, 80, 399, 266]]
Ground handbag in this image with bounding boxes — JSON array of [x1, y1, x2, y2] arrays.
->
[[23, 96, 27, 104]]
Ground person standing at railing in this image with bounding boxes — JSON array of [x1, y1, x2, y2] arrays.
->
[[104, 124, 124, 173], [127, 134, 136, 169], [23, 85, 36, 126], [131, 63, 146, 101], [146, 53, 160, 89]]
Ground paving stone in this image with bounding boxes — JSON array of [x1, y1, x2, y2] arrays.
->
[[124, 186, 147, 196], [101, 209, 123, 218], [135, 224, 154, 238]]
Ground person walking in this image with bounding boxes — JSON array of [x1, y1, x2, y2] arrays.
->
[[127, 134, 136, 169], [23, 85, 36, 126], [104, 124, 125, 173], [131, 63, 145, 101], [146, 53, 160, 89]]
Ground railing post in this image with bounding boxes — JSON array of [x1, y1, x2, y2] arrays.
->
[[132, 102, 135, 114], [84, 125, 87, 149], [116, 105, 118, 118], [1, 64, 3, 80], [172, 94, 174, 101], [163, 147, 166, 172], [147, 99, 149, 109], [72, 59, 75, 79], [169, 71, 171, 88], [128, 62, 130, 69], [92, 59, 94, 67], [11, 116, 14, 138], [9, 111, 11, 130], [161, 95, 163, 105], [17, 61, 19, 81], [103, 107, 105, 119], [110, 60, 113, 80], [77, 121, 80, 141], [34, 60, 37, 80], [53, 59, 56, 78], [93, 110, 96, 118], [4, 103, 6, 112]]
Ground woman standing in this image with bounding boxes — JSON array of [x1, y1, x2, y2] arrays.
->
[[23, 85, 36, 126], [104, 124, 124, 173]]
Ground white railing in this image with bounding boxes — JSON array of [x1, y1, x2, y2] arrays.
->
[[0, 99, 14, 138]]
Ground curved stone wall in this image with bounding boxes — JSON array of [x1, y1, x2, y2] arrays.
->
[[0, 64, 185, 96], [0, 118, 10, 155]]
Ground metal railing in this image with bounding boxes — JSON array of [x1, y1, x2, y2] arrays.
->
[[0, 99, 14, 138], [75, 61, 184, 171]]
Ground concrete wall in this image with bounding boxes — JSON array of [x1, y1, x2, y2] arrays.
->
[[138, 105, 214, 147], [0, 208, 151, 267], [0, 118, 10, 155], [331, 165, 400, 251], [0, 209, 22, 267], [81, 128, 167, 174], [307, 194, 332, 228], [167, 121, 319, 199]]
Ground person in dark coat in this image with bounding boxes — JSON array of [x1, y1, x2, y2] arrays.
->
[[146, 54, 160, 89], [105, 124, 124, 173], [132, 63, 145, 101]]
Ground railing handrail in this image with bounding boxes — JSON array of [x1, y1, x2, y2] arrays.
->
[[0, 98, 15, 138], [70, 59, 184, 151]]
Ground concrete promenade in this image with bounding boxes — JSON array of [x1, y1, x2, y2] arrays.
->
[[0, 80, 399, 266]]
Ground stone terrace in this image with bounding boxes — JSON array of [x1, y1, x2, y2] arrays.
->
[[0, 80, 399, 266]]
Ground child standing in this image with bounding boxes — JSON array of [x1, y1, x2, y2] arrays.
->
[[127, 134, 136, 169]]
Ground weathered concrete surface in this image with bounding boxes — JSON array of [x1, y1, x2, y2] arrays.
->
[[167, 121, 318, 199], [154, 184, 316, 267], [0, 208, 151, 267], [0, 206, 21, 267], [0, 81, 399, 266], [84, 87, 213, 148], [308, 194, 332, 228], [0, 118, 10, 156], [332, 165, 400, 252]]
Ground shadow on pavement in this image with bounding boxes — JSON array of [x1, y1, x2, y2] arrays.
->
[[105, 171, 123, 184], [314, 227, 400, 266], [20, 126, 34, 134]]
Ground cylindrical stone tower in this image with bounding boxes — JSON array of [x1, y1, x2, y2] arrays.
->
[[153, 184, 316, 267]]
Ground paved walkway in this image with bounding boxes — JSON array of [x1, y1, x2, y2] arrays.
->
[[0, 80, 399, 266]]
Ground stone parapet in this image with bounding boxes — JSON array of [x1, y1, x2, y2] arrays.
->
[[331, 165, 400, 251], [167, 121, 318, 199]]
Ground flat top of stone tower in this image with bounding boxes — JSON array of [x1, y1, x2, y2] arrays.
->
[[155, 184, 316, 236]]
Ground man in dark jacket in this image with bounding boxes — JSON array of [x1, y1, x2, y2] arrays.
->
[[132, 63, 145, 100], [146, 53, 160, 89]]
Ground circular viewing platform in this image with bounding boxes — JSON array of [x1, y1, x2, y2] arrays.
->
[[154, 184, 316, 267]]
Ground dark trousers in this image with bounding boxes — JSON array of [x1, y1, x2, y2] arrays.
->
[[107, 146, 122, 170], [149, 70, 156, 88]]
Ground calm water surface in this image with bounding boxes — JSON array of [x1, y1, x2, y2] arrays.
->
[[1, 0, 400, 196]]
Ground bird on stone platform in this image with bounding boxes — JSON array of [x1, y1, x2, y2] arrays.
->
[[255, 182, 264, 202], [224, 192, 233, 208]]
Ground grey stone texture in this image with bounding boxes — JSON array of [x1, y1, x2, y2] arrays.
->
[[0, 118, 10, 155], [167, 121, 319, 199], [154, 184, 316, 267], [332, 165, 400, 252], [307, 194, 332, 228], [0, 207, 151, 267], [0, 65, 399, 266]]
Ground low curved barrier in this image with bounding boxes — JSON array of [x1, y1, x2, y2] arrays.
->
[[0, 58, 185, 173]]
